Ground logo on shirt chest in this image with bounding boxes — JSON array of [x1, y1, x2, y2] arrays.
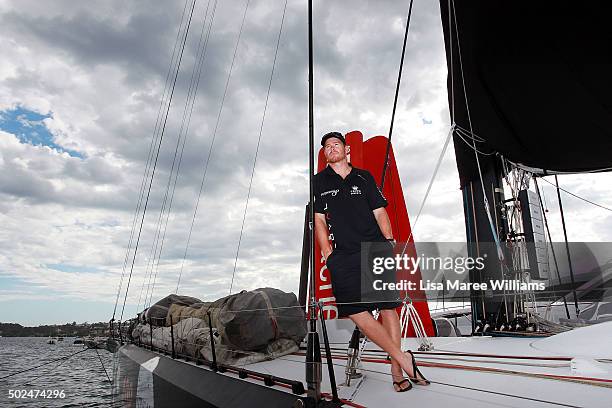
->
[[350, 185, 362, 195], [321, 189, 339, 197]]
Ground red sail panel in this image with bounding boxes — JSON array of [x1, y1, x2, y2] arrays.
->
[[314, 132, 434, 338]]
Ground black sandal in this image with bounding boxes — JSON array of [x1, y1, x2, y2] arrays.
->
[[392, 378, 412, 392], [406, 350, 430, 386]]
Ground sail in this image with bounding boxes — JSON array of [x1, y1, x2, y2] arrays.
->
[[314, 131, 434, 337], [440, 2, 612, 185]]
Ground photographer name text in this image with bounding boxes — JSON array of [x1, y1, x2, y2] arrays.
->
[[373, 279, 546, 291]]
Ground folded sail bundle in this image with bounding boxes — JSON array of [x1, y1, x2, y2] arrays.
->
[[132, 288, 307, 365], [140, 294, 201, 326]]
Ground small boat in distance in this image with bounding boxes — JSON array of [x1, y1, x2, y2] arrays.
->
[[47, 336, 56, 345], [84, 336, 107, 349]]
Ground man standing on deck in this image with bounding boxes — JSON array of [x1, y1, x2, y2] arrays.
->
[[313, 131, 429, 392]]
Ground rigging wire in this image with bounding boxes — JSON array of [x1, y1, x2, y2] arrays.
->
[[144, 0, 218, 310], [454, 128, 496, 155], [539, 176, 612, 213], [229, 0, 288, 295], [114, 0, 192, 321], [134, 0, 196, 314], [534, 177, 571, 320], [135, 0, 199, 313], [449, 0, 504, 262], [453, 123, 486, 142], [119, 0, 198, 322], [397, 124, 453, 255], [380, 0, 414, 190], [176, 0, 251, 293], [137, 0, 217, 312]]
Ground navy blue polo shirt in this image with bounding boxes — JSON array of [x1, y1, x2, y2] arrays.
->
[[314, 165, 388, 252]]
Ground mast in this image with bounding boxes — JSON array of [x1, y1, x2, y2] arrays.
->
[[305, 0, 322, 401], [461, 156, 510, 329]]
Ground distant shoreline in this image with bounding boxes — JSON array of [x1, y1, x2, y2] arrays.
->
[[0, 322, 110, 337]]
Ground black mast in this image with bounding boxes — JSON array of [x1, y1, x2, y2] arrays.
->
[[305, 0, 322, 402], [440, 0, 510, 330]]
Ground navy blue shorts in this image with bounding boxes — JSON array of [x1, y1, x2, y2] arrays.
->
[[326, 245, 401, 318]]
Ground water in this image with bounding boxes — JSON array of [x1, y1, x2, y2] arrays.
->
[[0, 337, 117, 407]]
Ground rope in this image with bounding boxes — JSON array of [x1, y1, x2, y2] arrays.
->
[[119, 0, 198, 321], [229, 0, 288, 295], [176, 0, 251, 294], [380, 0, 414, 189]]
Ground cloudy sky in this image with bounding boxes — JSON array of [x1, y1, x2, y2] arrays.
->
[[1, 0, 611, 326]]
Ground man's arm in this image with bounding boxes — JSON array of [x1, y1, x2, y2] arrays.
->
[[373, 207, 393, 240], [314, 213, 333, 261]]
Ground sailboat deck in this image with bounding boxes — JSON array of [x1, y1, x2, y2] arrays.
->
[[239, 336, 612, 408]]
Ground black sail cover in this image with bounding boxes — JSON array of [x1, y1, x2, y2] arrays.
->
[[439, 1, 612, 186]]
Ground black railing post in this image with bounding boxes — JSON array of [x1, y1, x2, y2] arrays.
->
[[318, 303, 340, 403], [555, 175, 580, 318], [207, 311, 218, 372], [149, 321, 153, 351], [170, 315, 176, 359]]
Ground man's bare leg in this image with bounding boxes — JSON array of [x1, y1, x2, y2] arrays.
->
[[378, 309, 407, 390]]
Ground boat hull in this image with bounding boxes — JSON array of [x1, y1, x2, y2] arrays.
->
[[113, 344, 309, 408]]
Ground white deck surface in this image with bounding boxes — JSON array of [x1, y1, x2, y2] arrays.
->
[[238, 324, 612, 407]]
